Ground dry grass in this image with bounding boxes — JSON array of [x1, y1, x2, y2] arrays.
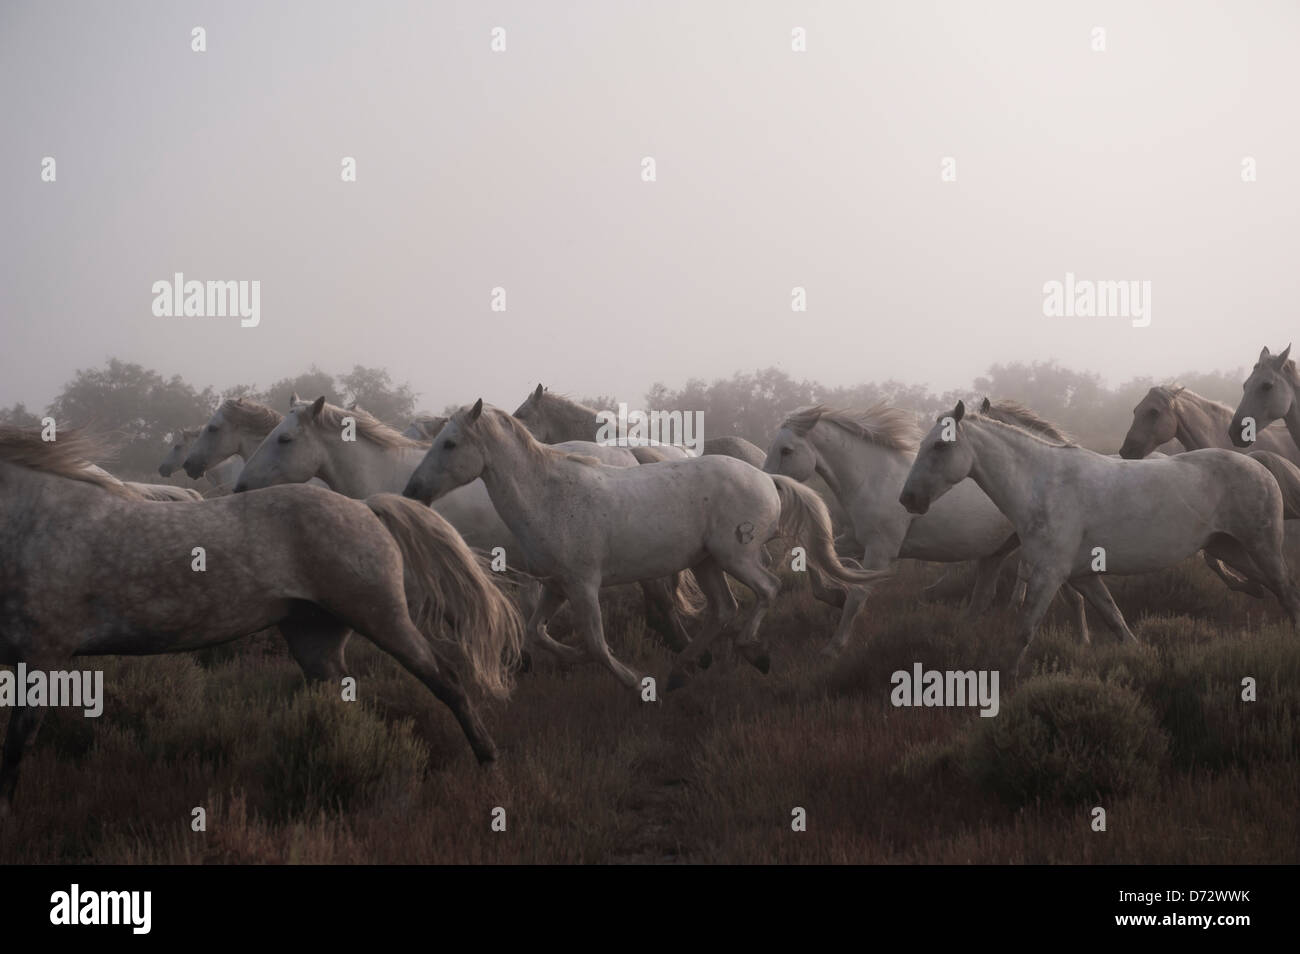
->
[[2, 554, 1299, 863]]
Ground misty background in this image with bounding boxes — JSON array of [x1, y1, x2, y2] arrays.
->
[[3, 0, 1298, 471]]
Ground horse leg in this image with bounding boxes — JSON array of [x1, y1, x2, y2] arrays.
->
[[1063, 583, 1091, 645], [0, 700, 48, 817], [726, 560, 782, 675], [567, 581, 643, 689], [0, 647, 68, 816], [638, 577, 691, 652], [1202, 551, 1267, 598], [357, 613, 498, 764], [1211, 532, 1300, 625], [526, 583, 585, 665], [823, 543, 891, 656], [667, 559, 737, 691], [279, 610, 351, 682], [808, 564, 847, 609], [1013, 561, 1066, 677], [1069, 575, 1137, 644], [968, 554, 1004, 612]]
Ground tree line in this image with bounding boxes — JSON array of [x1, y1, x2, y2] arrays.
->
[[0, 357, 1250, 480]]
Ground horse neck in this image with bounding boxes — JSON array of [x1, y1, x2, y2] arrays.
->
[[1281, 382, 1300, 448], [1173, 392, 1230, 450], [547, 401, 600, 442], [476, 427, 569, 537], [320, 438, 419, 497], [964, 422, 1051, 529], [810, 422, 908, 504], [237, 429, 271, 461]]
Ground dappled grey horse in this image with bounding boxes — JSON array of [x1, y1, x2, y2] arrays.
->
[[0, 425, 524, 814]]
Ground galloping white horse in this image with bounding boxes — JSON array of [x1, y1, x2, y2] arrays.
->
[[158, 426, 244, 494], [404, 402, 886, 690], [236, 397, 703, 653], [513, 385, 852, 531], [1231, 345, 1300, 454], [763, 404, 1018, 653], [1122, 384, 1299, 462], [900, 401, 1300, 671]]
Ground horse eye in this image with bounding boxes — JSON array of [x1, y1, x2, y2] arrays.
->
[[780, 447, 791, 455], [207, 425, 219, 433], [1262, 382, 1273, 392], [1148, 408, 1158, 417], [444, 440, 457, 450], [278, 434, 292, 444]]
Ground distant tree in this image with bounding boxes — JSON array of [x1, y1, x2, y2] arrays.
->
[[0, 402, 41, 427], [45, 358, 216, 477], [262, 366, 341, 413], [337, 365, 418, 425]]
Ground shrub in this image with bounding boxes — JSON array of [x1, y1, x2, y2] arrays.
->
[[961, 673, 1168, 806]]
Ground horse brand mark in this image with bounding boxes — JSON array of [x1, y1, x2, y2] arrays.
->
[[735, 521, 755, 544]]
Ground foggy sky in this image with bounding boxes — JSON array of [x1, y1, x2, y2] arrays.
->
[[3, 0, 1299, 414]]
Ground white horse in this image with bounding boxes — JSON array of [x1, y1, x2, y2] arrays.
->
[[1123, 383, 1299, 462], [1231, 345, 1300, 453], [900, 401, 1300, 672], [403, 401, 886, 690], [158, 426, 243, 494], [236, 397, 703, 653], [763, 404, 1019, 653]]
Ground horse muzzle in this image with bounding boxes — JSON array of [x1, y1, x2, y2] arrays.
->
[[899, 490, 929, 515]]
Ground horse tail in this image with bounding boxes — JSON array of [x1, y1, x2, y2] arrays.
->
[[1248, 450, 1300, 520], [668, 569, 706, 619], [365, 494, 524, 700], [770, 475, 892, 588]]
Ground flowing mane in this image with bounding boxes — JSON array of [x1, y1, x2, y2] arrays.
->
[[514, 389, 600, 435], [981, 398, 1074, 444], [781, 404, 921, 452], [968, 410, 1080, 448], [302, 400, 429, 450], [0, 426, 131, 496], [463, 405, 601, 465], [219, 398, 283, 435]]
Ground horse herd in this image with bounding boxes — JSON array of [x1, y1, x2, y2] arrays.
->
[[3, 344, 1300, 814]]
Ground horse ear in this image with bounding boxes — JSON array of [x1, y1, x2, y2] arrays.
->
[[290, 391, 302, 407], [468, 398, 484, 424], [534, 383, 544, 401], [980, 397, 991, 413], [1276, 344, 1292, 367], [1259, 347, 1272, 365], [953, 400, 966, 423], [309, 396, 326, 420]]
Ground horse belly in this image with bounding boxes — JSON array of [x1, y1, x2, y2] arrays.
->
[[1071, 524, 1207, 576]]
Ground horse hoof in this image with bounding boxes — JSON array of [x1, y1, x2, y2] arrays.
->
[[753, 654, 771, 675], [665, 668, 689, 692], [697, 651, 713, 670]]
